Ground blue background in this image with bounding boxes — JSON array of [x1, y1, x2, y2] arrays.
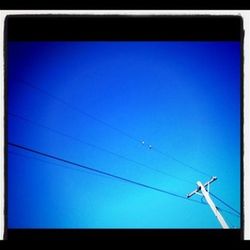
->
[[8, 42, 241, 228]]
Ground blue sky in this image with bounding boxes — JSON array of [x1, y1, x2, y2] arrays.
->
[[8, 41, 241, 228]]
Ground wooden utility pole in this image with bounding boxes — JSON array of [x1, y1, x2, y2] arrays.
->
[[187, 176, 229, 229]]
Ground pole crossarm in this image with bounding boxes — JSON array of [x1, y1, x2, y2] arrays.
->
[[187, 176, 217, 198]]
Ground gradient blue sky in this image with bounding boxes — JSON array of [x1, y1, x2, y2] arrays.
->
[[8, 41, 241, 228]]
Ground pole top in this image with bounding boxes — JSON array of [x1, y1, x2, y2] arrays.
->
[[187, 176, 218, 199]]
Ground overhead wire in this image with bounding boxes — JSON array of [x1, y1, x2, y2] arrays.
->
[[153, 148, 211, 178], [8, 142, 239, 219], [200, 196, 240, 218], [8, 112, 193, 185], [12, 77, 211, 178], [8, 141, 198, 203], [14, 78, 140, 143], [8, 150, 126, 182], [210, 192, 240, 216]]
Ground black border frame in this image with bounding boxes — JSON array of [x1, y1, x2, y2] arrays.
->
[[6, 15, 242, 41], [3, 14, 244, 241]]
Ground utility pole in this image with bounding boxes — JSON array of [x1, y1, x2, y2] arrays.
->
[[187, 176, 229, 229]]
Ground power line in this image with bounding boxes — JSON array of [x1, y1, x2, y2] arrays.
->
[[13, 77, 211, 178], [219, 209, 239, 219], [8, 142, 240, 219], [8, 150, 123, 182], [200, 196, 240, 218], [153, 148, 211, 178], [210, 192, 240, 216], [14, 78, 140, 143], [8, 141, 207, 206], [7, 150, 198, 201], [9, 112, 193, 185]]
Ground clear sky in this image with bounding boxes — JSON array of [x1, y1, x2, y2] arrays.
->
[[7, 41, 241, 228]]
